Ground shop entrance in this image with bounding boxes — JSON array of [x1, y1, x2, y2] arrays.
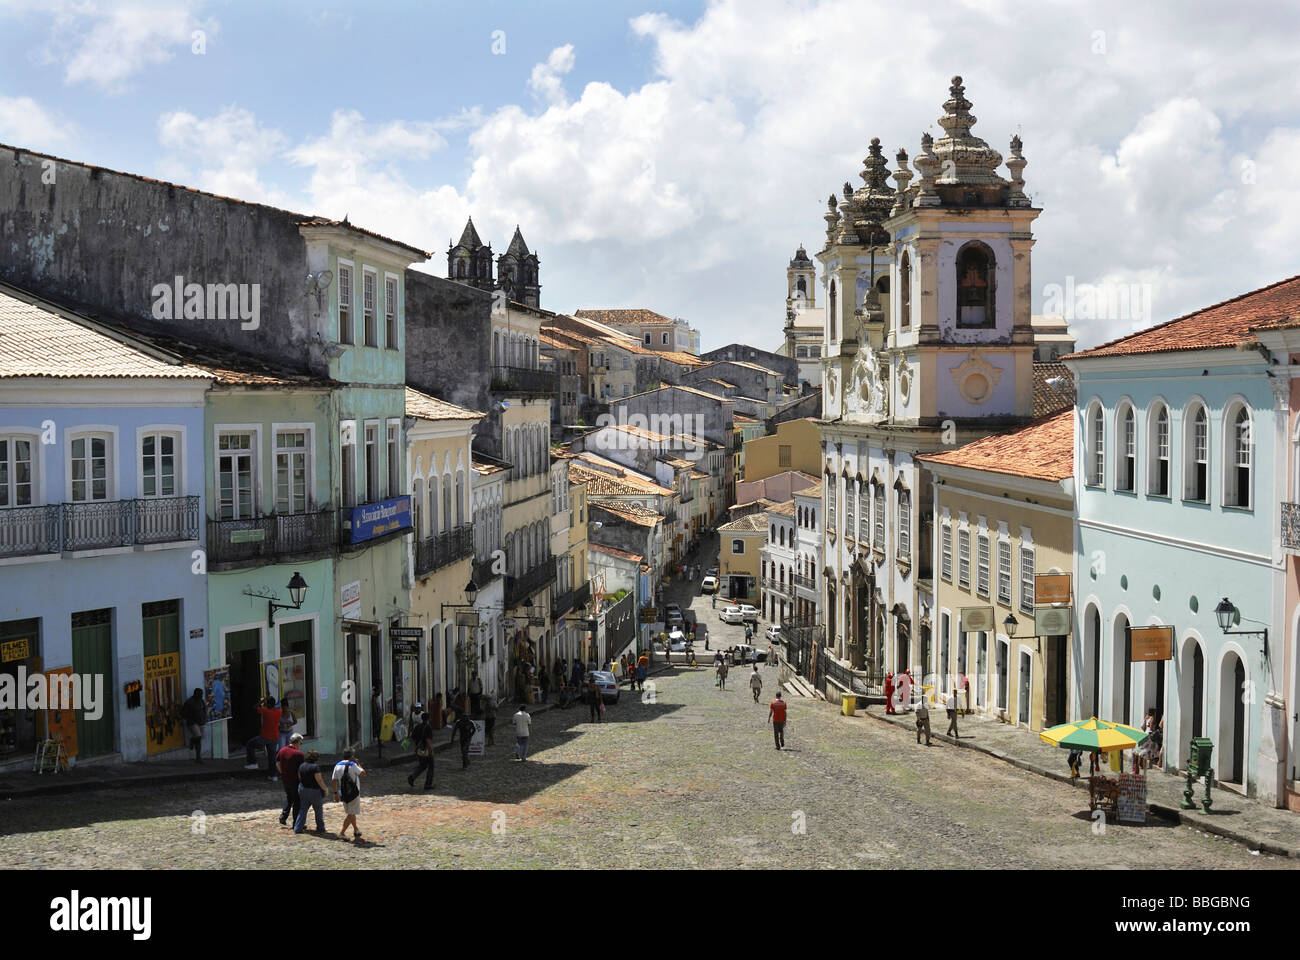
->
[[1044, 635, 1068, 727], [225, 627, 262, 747], [279, 619, 315, 736], [71, 608, 114, 757], [0, 618, 41, 760], [142, 599, 182, 755]]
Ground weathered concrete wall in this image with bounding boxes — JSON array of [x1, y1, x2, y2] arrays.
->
[[769, 389, 823, 427], [700, 344, 798, 385], [0, 145, 317, 371], [610, 386, 733, 448], [404, 270, 493, 421]]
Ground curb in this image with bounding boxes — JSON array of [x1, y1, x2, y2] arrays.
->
[[858, 706, 1299, 858]]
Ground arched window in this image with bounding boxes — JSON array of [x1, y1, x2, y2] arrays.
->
[[955, 242, 995, 328], [1116, 403, 1136, 492], [455, 469, 466, 526], [828, 281, 837, 341], [427, 475, 439, 536], [493, 330, 500, 366], [412, 478, 424, 538], [1085, 403, 1105, 487], [899, 252, 911, 329], [1148, 403, 1170, 496], [440, 473, 451, 532], [1224, 403, 1252, 508], [1184, 402, 1209, 502]]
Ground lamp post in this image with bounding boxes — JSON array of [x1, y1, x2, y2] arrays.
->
[[1214, 597, 1269, 660], [244, 572, 309, 628], [441, 580, 482, 693]]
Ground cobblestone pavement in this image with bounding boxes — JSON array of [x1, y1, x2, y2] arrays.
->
[[0, 650, 1294, 869]]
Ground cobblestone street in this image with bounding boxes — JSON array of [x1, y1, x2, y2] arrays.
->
[[1, 644, 1294, 869]]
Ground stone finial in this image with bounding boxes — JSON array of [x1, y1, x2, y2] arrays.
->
[[828, 193, 838, 212], [913, 132, 940, 206], [825, 193, 841, 241], [891, 147, 913, 216], [843, 181, 854, 200], [1006, 133, 1029, 206]]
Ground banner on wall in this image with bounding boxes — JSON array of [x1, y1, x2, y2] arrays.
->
[[145, 652, 184, 755], [203, 666, 232, 723], [262, 655, 308, 737]]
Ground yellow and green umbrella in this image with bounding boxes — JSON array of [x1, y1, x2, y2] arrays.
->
[[1039, 716, 1148, 752]]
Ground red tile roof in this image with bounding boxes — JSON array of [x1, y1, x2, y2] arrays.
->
[[918, 410, 1074, 483], [575, 308, 676, 326], [1066, 274, 1300, 359]]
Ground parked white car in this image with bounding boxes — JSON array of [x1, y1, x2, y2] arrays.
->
[[719, 604, 759, 624], [765, 624, 782, 641], [701, 575, 719, 594]]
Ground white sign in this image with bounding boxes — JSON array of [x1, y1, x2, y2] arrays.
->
[[469, 720, 486, 757], [341, 580, 361, 620]]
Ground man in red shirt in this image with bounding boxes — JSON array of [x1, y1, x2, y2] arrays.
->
[[768, 690, 788, 750], [275, 733, 306, 825], [244, 696, 282, 776]]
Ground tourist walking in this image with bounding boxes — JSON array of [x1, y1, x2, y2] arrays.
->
[[915, 697, 931, 745], [483, 696, 497, 746], [181, 687, 205, 763], [946, 693, 960, 738], [275, 733, 306, 826], [407, 711, 435, 789], [331, 749, 366, 842], [293, 750, 328, 834], [587, 676, 602, 723], [636, 655, 648, 691], [469, 672, 484, 716], [749, 665, 763, 703], [244, 696, 282, 776], [452, 710, 477, 768], [277, 702, 297, 752], [768, 691, 787, 750], [513, 704, 532, 760], [884, 673, 895, 715], [717, 660, 729, 690]]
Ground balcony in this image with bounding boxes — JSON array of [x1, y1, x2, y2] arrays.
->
[[792, 572, 817, 592], [0, 504, 61, 559], [491, 365, 557, 397], [207, 510, 338, 566], [505, 556, 557, 607], [473, 554, 502, 588], [762, 577, 792, 599], [414, 525, 474, 578], [552, 581, 592, 618], [1284, 502, 1300, 553], [134, 496, 200, 545], [64, 499, 133, 551]]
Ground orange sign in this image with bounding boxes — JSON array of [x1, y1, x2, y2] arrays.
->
[[44, 667, 79, 759], [1130, 626, 1174, 663], [1035, 574, 1071, 605]]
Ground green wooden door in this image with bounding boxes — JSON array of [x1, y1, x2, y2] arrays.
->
[[71, 609, 114, 757]]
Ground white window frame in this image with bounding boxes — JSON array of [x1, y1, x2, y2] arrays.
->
[[1116, 401, 1136, 492], [1148, 400, 1170, 496], [996, 534, 1012, 606], [940, 521, 953, 582], [1184, 400, 1209, 503], [897, 486, 911, 560], [0, 428, 42, 508], [214, 425, 261, 520], [363, 420, 380, 504], [384, 272, 399, 350], [1018, 530, 1035, 614], [67, 426, 118, 503], [362, 267, 378, 347], [1085, 401, 1104, 487], [957, 520, 971, 591], [386, 419, 401, 500], [273, 423, 315, 515], [137, 424, 185, 499], [1222, 399, 1253, 509], [340, 420, 357, 509], [336, 260, 354, 345], [975, 523, 990, 598]]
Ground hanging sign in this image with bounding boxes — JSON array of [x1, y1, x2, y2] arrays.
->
[[1034, 605, 1073, 636], [1034, 573, 1071, 605], [1130, 625, 1174, 662], [960, 606, 995, 633]]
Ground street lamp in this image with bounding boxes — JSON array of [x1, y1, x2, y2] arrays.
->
[[1215, 596, 1269, 659], [1003, 612, 1019, 638], [245, 572, 309, 628]]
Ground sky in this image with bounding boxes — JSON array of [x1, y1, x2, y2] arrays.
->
[[2, 0, 1299, 353]]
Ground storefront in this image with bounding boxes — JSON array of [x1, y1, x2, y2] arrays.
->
[[0, 618, 41, 761]]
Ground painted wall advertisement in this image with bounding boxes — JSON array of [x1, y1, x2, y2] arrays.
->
[[262, 655, 308, 737], [145, 652, 183, 755]]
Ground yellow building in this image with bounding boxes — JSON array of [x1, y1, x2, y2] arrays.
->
[[918, 410, 1075, 732], [742, 417, 821, 484], [405, 387, 485, 710], [550, 455, 593, 663], [716, 513, 766, 603]]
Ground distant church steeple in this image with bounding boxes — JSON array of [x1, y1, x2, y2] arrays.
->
[[447, 217, 495, 291], [496, 225, 541, 308]]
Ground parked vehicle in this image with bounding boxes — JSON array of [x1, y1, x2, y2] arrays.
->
[[694, 622, 709, 646], [665, 603, 683, 627], [582, 670, 620, 704], [719, 604, 759, 625], [765, 625, 782, 641], [732, 644, 767, 664], [701, 575, 718, 594]]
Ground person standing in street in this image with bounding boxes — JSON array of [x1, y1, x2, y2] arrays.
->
[[587, 676, 602, 723], [452, 710, 477, 768], [749, 665, 763, 703], [275, 732, 306, 826], [293, 750, 329, 834], [244, 696, 282, 776], [331, 749, 366, 842], [946, 692, 960, 738], [711, 594, 716, 609], [483, 695, 497, 747], [469, 672, 484, 716], [884, 673, 895, 715], [768, 691, 787, 750], [407, 711, 435, 789], [513, 704, 532, 761], [636, 655, 648, 692], [181, 687, 205, 763], [915, 696, 931, 746]]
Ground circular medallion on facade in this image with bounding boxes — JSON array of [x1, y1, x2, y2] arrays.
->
[[962, 372, 990, 402], [898, 366, 911, 403]]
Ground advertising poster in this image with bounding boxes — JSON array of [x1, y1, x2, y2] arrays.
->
[[261, 655, 307, 736], [204, 666, 232, 723], [44, 666, 78, 759], [145, 652, 183, 755], [468, 720, 485, 757]]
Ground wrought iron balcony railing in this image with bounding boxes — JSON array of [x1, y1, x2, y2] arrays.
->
[[207, 510, 337, 565], [762, 576, 792, 598], [414, 525, 474, 578], [134, 496, 200, 545], [0, 503, 61, 558], [473, 554, 502, 587], [792, 572, 817, 592], [1284, 502, 1300, 553], [64, 499, 134, 551], [491, 365, 557, 396], [505, 556, 557, 607]]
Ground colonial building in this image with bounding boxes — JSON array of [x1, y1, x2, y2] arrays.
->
[[779, 245, 825, 389], [761, 501, 798, 624], [816, 77, 1039, 684], [574, 309, 698, 355], [792, 481, 823, 625], [717, 512, 766, 603], [743, 417, 823, 484]]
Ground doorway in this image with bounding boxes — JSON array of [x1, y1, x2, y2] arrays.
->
[[225, 627, 262, 748], [280, 619, 315, 736], [1045, 635, 1068, 727], [345, 633, 361, 747], [1217, 651, 1246, 786], [1084, 605, 1101, 719], [1018, 650, 1032, 726], [976, 632, 988, 708], [71, 609, 115, 757]]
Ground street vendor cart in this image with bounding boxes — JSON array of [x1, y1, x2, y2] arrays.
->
[[1041, 717, 1151, 821]]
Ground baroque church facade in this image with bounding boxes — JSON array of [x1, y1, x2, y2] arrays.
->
[[817, 77, 1039, 679]]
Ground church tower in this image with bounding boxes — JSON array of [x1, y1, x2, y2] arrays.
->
[[786, 245, 816, 309], [447, 217, 495, 292], [497, 225, 541, 308]]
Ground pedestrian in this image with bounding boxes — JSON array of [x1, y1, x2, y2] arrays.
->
[[1155, 715, 1165, 768], [469, 671, 484, 716], [711, 594, 716, 609], [768, 690, 787, 750], [277, 702, 297, 752], [407, 711, 435, 789], [587, 676, 602, 723], [767, 644, 774, 665], [1067, 749, 1082, 779], [275, 732, 306, 826], [244, 696, 282, 777], [331, 748, 366, 842], [483, 695, 497, 747], [293, 750, 329, 835], [749, 665, 763, 703], [538, 668, 550, 704], [884, 673, 895, 716], [513, 704, 532, 761], [636, 654, 648, 691], [962, 672, 972, 715], [946, 692, 960, 738], [1088, 749, 1101, 777], [718, 660, 729, 691], [915, 697, 931, 745], [452, 710, 476, 768], [181, 687, 205, 763], [1140, 708, 1157, 771]]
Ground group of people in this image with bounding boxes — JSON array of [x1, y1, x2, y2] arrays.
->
[[614, 653, 650, 691], [272, 736, 368, 840]]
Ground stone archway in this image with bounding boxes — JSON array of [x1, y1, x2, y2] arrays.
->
[[1217, 648, 1247, 786]]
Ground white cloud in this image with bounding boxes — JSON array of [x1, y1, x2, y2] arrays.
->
[[528, 45, 576, 107], [0, 95, 75, 151], [156, 106, 289, 206]]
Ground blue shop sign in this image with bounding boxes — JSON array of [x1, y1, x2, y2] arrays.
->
[[348, 496, 412, 544]]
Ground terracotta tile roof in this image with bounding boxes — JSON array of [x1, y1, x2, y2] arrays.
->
[[538, 333, 578, 351], [795, 479, 823, 498], [0, 287, 214, 381], [718, 513, 770, 533], [918, 409, 1074, 483], [472, 455, 511, 477], [765, 500, 797, 517], [733, 413, 758, 423], [690, 469, 709, 480], [1032, 362, 1075, 417], [720, 360, 782, 376], [570, 462, 674, 497], [404, 386, 484, 421], [659, 351, 707, 366], [704, 378, 736, 388], [1066, 274, 1300, 359], [658, 455, 693, 469], [590, 544, 644, 563], [591, 502, 663, 526], [575, 308, 677, 327]]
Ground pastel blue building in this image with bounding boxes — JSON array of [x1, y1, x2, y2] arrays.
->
[[0, 287, 213, 764], [1065, 278, 1293, 798]]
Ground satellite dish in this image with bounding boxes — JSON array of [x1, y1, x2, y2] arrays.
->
[[317, 270, 333, 290]]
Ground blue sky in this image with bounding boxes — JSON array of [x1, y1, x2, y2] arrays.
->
[[3, 0, 1300, 352]]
